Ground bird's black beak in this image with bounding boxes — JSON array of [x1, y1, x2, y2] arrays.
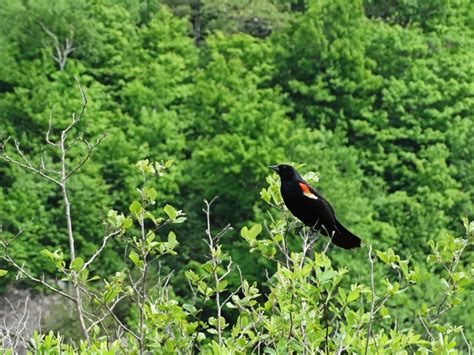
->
[[268, 165, 279, 172]]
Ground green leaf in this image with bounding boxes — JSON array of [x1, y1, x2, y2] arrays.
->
[[107, 209, 119, 225], [129, 250, 142, 268], [337, 287, 347, 304], [0, 269, 8, 277], [164, 204, 178, 219], [217, 280, 228, 291], [376, 250, 388, 263], [347, 289, 360, 303], [249, 224, 262, 238], [185, 270, 199, 283], [183, 303, 198, 314], [168, 231, 178, 249], [241, 224, 262, 245], [380, 306, 390, 318], [260, 188, 271, 203], [122, 217, 133, 229], [79, 268, 89, 281], [136, 159, 155, 174], [208, 317, 217, 326], [174, 216, 187, 224], [144, 187, 158, 203], [70, 257, 84, 272], [165, 339, 174, 352], [129, 201, 142, 218], [399, 260, 409, 277], [196, 332, 206, 342], [41, 249, 54, 260]]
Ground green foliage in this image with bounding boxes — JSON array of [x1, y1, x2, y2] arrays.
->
[[3, 167, 471, 353]]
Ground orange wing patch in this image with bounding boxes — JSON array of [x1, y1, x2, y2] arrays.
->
[[299, 182, 318, 200]]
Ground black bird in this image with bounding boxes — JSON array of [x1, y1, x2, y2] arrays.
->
[[269, 164, 361, 250]]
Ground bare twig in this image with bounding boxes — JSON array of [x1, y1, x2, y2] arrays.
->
[[41, 23, 74, 71], [103, 299, 140, 341], [85, 293, 127, 333], [365, 245, 376, 355], [82, 229, 121, 271], [58, 112, 90, 344], [0, 296, 32, 350], [0, 139, 61, 186], [203, 197, 233, 347], [461, 328, 472, 355], [66, 134, 106, 179], [45, 105, 59, 147], [418, 313, 434, 341], [0, 254, 75, 303], [204, 198, 222, 346], [0, 79, 118, 348], [138, 171, 148, 355]]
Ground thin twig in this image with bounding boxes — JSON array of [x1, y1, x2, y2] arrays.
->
[[365, 245, 376, 355], [86, 293, 128, 333], [82, 229, 121, 271], [46, 105, 59, 147], [461, 328, 472, 355], [0, 255, 75, 302], [0, 139, 61, 185], [66, 134, 106, 179], [418, 314, 434, 341]]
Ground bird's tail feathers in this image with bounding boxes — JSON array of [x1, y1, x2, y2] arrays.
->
[[332, 220, 361, 250]]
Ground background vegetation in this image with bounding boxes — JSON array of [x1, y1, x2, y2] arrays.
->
[[0, 0, 472, 352]]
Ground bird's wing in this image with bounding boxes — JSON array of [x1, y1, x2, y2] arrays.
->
[[297, 180, 337, 222]]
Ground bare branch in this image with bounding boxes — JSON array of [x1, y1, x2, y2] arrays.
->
[[418, 313, 434, 341], [66, 134, 106, 179], [46, 105, 60, 147], [365, 245, 376, 355], [41, 23, 74, 71], [82, 229, 121, 271], [86, 293, 128, 333], [87, 290, 139, 342], [0, 296, 32, 350], [0, 255, 75, 303], [0, 139, 61, 185], [461, 328, 472, 355], [74, 76, 87, 124], [39, 150, 60, 176], [203, 197, 234, 347]]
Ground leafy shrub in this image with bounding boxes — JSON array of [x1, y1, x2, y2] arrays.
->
[[1, 160, 472, 353]]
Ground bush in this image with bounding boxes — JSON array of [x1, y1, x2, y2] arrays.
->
[[1, 154, 472, 353]]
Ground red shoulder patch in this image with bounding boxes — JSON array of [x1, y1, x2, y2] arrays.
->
[[298, 182, 311, 194], [299, 182, 318, 200]]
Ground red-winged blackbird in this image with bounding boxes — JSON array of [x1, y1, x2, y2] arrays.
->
[[269, 164, 361, 250]]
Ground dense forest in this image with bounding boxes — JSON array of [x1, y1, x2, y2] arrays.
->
[[0, 0, 473, 353]]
